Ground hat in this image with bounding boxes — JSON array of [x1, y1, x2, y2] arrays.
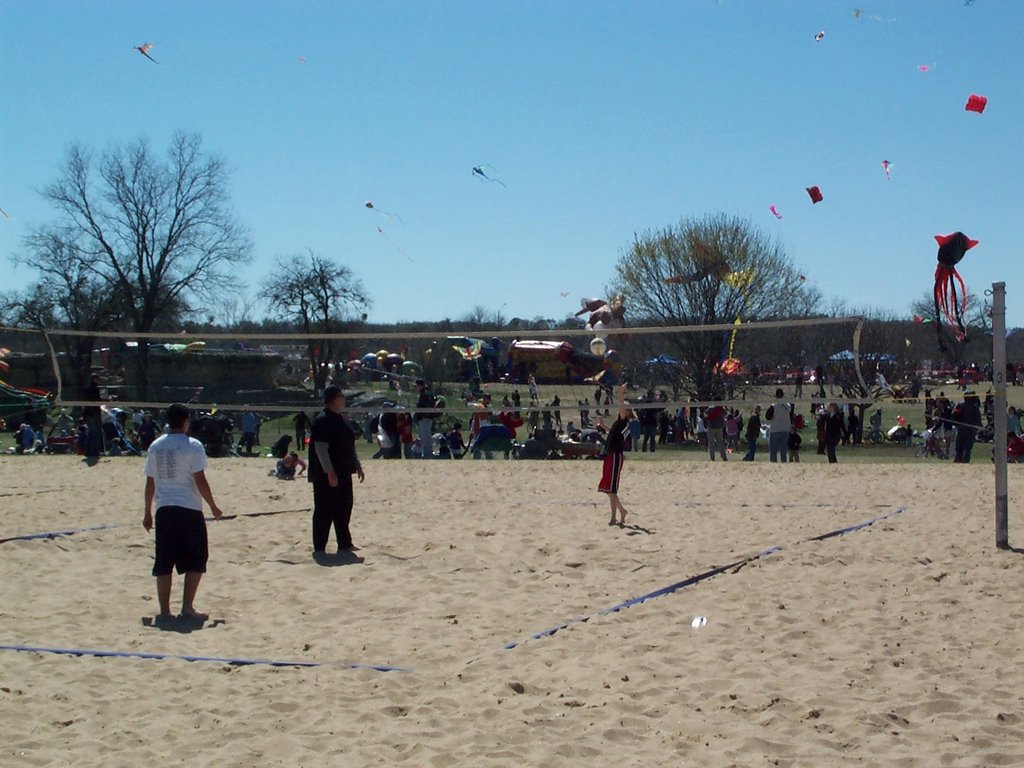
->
[[415, 379, 426, 387]]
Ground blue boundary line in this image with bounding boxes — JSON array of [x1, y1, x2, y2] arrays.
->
[[502, 506, 908, 650], [0, 508, 309, 545], [0, 643, 411, 672]]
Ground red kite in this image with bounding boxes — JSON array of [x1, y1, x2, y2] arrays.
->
[[806, 186, 823, 204], [965, 94, 987, 113], [933, 231, 978, 348]]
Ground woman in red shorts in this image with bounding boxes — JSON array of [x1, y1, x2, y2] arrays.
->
[[599, 384, 632, 526]]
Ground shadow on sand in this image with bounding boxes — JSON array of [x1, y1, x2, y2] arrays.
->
[[141, 615, 226, 633], [313, 550, 365, 567]]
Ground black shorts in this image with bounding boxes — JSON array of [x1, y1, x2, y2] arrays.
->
[[153, 506, 208, 576]]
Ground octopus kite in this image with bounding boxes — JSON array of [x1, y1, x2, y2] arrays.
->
[[933, 231, 978, 348]]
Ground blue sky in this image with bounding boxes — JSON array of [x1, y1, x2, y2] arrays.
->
[[2, 0, 1021, 326]]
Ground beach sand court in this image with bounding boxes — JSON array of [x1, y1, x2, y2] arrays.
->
[[2, 456, 1023, 766]]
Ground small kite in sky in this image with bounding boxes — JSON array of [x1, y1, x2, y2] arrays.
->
[[881, 160, 893, 180], [769, 204, 782, 220], [298, 56, 306, 64], [377, 226, 411, 262], [965, 94, 987, 113], [933, 231, 978, 347], [134, 43, 159, 63], [559, 291, 570, 297], [0, 207, 11, 220], [852, 8, 894, 21], [365, 200, 402, 222], [814, 30, 825, 41], [472, 165, 506, 187], [806, 186, 823, 204], [917, 64, 933, 72]]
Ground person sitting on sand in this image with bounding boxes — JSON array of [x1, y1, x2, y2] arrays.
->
[[274, 451, 307, 480]]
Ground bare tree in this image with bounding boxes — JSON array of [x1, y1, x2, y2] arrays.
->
[[259, 251, 370, 392], [458, 305, 506, 328], [33, 132, 253, 398], [10, 231, 122, 395], [610, 213, 819, 399]]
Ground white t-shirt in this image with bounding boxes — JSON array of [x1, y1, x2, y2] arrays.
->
[[144, 433, 209, 511]]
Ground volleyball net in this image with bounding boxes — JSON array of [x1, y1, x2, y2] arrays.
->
[[0, 316, 884, 432]]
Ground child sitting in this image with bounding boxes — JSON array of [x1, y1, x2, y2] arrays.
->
[[272, 451, 307, 480]]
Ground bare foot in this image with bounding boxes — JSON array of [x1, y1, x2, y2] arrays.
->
[[180, 608, 209, 620]]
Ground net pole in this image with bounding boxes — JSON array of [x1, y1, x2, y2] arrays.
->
[[40, 329, 63, 405], [991, 282, 1009, 549]]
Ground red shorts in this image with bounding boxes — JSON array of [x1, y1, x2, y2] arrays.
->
[[598, 452, 624, 494]]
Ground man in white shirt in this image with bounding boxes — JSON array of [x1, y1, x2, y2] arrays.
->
[[143, 403, 224, 620]]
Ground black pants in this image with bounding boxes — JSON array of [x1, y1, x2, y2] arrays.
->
[[954, 430, 976, 463], [312, 476, 354, 552], [826, 440, 838, 464], [85, 414, 104, 456]]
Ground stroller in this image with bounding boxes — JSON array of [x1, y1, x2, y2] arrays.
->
[[189, 412, 235, 457]]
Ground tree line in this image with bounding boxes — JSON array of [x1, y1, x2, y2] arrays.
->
[[1, 133, 1010, 404]]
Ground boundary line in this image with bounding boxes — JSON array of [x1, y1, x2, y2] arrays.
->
[[0, 507, 309, 545], [502, 505, 908, 650], [0, 643, 410, 672]]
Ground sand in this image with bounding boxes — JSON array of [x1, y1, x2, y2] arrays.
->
[[2, 454, 1023, 767]]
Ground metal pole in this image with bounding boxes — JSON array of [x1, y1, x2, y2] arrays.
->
[[991, 282, 1009, 549]]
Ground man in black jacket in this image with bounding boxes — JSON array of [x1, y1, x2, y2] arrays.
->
[[308, 386, 365, 555], [414, 379, 437, 459]]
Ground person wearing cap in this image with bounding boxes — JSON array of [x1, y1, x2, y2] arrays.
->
[[143, 403, 224, 620], [414, 379, 438, 459], [308, 386, 365, 555], [952, 390, 982, 463]]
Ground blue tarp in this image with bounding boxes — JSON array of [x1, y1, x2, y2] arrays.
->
[[644, 354, 681, 366]]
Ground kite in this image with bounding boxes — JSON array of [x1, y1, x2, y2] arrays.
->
[[852, 8, 894, 21], [472, 165, 506, 187], [965, 94, 987, 113], [881, 160, 893, 180], [806, 186, 823, 204], [917, 64, 932, 72], [933, 231, 978, 348], [769, 204, 782, 220], [134, 43, 159, 63], [298, 56, 306, 64], [576, 296, 626, 335], [814, 30, 825, 41], [912, 314, 933, 325], [0, 207, 11, 220], [365, 200, 402, 222], [559, 291, 570, 297], [377, 226, 411, 262]]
